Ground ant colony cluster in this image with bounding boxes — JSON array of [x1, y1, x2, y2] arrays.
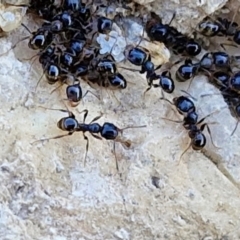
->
[[2, 0, 240, 172]]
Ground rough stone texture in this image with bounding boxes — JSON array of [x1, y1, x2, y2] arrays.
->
[[1, 1, 240, 240]]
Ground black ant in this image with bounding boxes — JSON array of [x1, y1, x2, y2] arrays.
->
[[175, 51, 234, 89], [196, 8, 240, 48], [160, 94, 220, 162], [146, 12, 201, 57], [31, 106, 146, 170], [0, 23, 54, 57], [118, 27, 175, 95]]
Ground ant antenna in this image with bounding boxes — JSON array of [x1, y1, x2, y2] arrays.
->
[[0, 35, 30, 57], [119, 124, 147, 132], [200, 123, 220, 149], [21, 23, 32, 34], [180, 90, 197, 101], [31, 132, 73, 145], [168, 11, 176, 26], [178, 141, 192, 165], [159, 96, 175, 106]]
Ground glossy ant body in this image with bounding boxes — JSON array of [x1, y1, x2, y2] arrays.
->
[[120, 28, 175, 94], [32, 107, 146, 170], [146, 12, 201, 57], [196, 12, 240, 46], [175, 51, 235, 89], [160, 94, 219, 162]]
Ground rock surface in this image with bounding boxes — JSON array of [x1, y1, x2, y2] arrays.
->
[[0, 0, 240, 240]]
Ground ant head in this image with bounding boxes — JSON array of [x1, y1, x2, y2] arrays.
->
[[230, 72, 240, 92], [159, 72, 175, 94], [108, 73, 127, 89], [101, 122, 119, 140], [185, 39, 201, 57], [45, 64, 60, 84], [197, 18, 221, 37], [233, 30, 240, 45], [97, 17, 113, 35], [212, 71, 230, 88], [66, 83, 83, 107], [200, 52, 213, 70], [29, 30, 53, 50], [173, 95, 196, 116]]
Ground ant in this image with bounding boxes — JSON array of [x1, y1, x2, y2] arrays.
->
[[146, 12, 201, 57], [175, 51, 234, 89], [0, 23, 54, 57], [118, 27, 175, 95], [31, 106, 146, 170], [160, 94, 220, 163], [196, 8, 240, 48]]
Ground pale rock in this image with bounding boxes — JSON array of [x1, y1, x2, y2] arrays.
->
[[0, 0, 240, 240]]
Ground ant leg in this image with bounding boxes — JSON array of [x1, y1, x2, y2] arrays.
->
[[159, 97, 174, 106], [28, 55, 40, 71], [77, 109, 88, 123], [152, 84, 160, 88], [118, 66, 140, 72], [0, 35, 30, 56], [50, 82, 65, 95], [154, 64, 162, 72], [82, 133, 89, 167], [35, 63, 49, 92], [82, 90, 100, 101], [200, 123, 220, 148], [161, 117, 183, 123], [197, 109, 222, 125], [91, 133, 102, 140], [186, 76, 195, 92], [178, 141, 192, 165], [231, 120, 239, 136], [89, 113, 103, 124], [220, 42, 238, 49], [37, 106, 75, 117], [136, 24, 146, 48], [143, 85, 152, 98], [31, 132, 74, 145], [113, 141, 119, 172]]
